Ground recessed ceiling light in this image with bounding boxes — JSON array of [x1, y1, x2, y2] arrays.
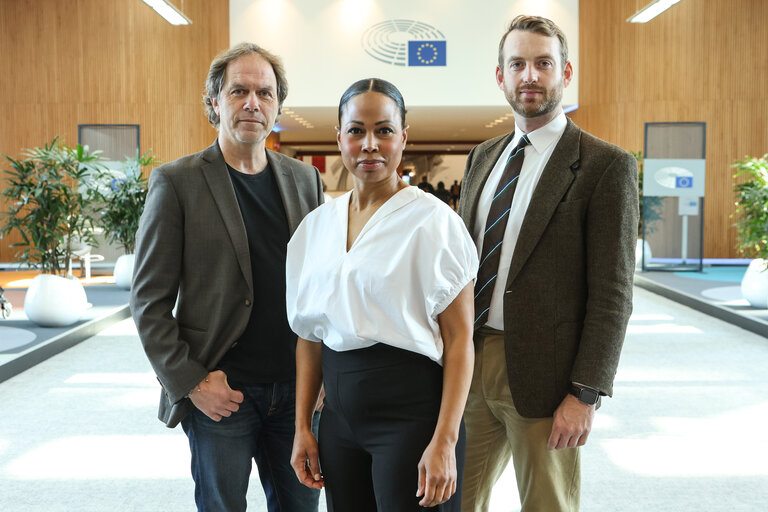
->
[[627, 0, 681, 23], [141, 0, 191, 25]]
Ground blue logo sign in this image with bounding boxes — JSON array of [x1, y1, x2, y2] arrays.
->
[[408, 41, 446, 66], [362, 20, 446, 67], [675, 176, 693, 188]]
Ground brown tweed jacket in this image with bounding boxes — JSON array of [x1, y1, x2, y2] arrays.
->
[[459, 118, 638, 417]]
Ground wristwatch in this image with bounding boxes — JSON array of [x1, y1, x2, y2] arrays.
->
[[569, 385, 600, 405]]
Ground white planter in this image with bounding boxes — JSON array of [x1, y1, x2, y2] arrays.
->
[[113, 254, 135, 290], [24, 274, 88, 327], [740, 259, 768, 308], [635, 239, 652, 269]]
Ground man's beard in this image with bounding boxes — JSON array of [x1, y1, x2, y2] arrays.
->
[[506, 82, 563, 118]]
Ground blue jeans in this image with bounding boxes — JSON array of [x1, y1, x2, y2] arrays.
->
[[181, 380, 320, 512]]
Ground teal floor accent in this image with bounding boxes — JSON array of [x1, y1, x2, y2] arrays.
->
[[674, 266, 747, 283]]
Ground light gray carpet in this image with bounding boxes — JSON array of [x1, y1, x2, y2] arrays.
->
[[1, 286, 766, 511]]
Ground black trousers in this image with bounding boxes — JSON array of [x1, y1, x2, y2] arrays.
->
[[319, 343, 465, 512]]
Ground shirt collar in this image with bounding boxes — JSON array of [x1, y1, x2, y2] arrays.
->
[[513, 111, 567, 154]]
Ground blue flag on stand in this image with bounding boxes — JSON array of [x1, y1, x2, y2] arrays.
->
[[408, 40, 446, 66]]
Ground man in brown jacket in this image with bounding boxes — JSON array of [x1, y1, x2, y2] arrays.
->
[[459, 15, 638, 512]]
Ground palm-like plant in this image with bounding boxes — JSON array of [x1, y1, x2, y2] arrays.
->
[[90, 151, 156, 254], [1, 137, 102, 275], [733, 154, 768, 260]]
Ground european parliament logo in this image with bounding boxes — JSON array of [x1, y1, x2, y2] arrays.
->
[[408, 41, 446, 66], [362, 19, 447, 67]]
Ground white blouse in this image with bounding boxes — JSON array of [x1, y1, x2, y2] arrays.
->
[[286, 186, 478, 364]]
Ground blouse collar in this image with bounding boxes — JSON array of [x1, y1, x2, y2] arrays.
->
[[338, 186, 421, 251]]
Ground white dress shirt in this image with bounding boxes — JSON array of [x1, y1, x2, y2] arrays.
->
[[473, 112, 567, 329], [286, 186, 478, 364]]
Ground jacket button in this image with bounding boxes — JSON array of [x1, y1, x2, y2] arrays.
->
[[245, 299, 252, 307]]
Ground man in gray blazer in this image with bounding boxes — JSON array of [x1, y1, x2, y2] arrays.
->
[[130, 43, 323, 512], [459, 16, 638, 512]]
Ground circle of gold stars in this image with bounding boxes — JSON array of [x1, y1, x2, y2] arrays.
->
[[416, 43, 438, 64]]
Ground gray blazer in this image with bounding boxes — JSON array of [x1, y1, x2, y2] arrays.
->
[[459, 119, 638, 417], [130, 141, 323, 427]]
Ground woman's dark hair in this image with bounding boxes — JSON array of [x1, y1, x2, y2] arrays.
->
[[337, 78, 407, 128]]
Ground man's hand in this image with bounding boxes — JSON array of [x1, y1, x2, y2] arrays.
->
[[547, 393, 595, 450], [314, 386, 325, 412], [188, 370, 244, 421]]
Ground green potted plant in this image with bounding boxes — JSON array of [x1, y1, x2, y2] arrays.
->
[[1, 137, 102, 326], [633, 151, 664, 268], [732, 154, 768, 308], [90, 150, 156, 289]]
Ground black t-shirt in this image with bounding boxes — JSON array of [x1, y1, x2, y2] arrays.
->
[[216, 163, 295, 385]]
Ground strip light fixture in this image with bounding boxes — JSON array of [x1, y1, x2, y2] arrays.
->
[[141, 0, 192, 25], [627, 0, 681, 23]]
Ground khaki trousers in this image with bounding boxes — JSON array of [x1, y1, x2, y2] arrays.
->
[[461, 328, 580, 512]]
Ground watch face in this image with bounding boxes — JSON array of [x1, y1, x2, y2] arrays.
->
[[580, 388, 599, 405]]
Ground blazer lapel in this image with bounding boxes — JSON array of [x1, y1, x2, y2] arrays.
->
[[505, 119, 581, 287], [200, 141, 253, 292], [465, 132, 516, 231], [267, 149, 303, 235]]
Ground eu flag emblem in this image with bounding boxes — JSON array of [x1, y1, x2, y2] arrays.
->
[[408, 40, 446, 66]]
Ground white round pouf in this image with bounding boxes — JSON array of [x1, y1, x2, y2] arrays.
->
[[24, 274, 88, 327], [114, 254, 135, 290], [741, 259, 768, 309]]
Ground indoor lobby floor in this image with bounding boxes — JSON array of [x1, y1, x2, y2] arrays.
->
[[0, 286, 767, 511]]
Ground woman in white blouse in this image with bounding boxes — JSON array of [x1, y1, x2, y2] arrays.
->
[[287, 78, 478, 511]]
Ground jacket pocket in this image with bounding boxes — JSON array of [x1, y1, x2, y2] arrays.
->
[[178, 325, 209, 354]]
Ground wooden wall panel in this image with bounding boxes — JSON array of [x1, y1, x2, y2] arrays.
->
[[4, 0, 767, 261], [0, 0, 228, 263], [570, 0, 768, 258]]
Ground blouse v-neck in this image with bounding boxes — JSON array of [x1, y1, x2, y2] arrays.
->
[[343, 186, 416, 253]]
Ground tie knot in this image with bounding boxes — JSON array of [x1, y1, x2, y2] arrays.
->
[[506, 134, 529, 164], [515, 134, 531, 151]]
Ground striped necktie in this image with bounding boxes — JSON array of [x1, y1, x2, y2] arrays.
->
[[474, 134, 530, 329]]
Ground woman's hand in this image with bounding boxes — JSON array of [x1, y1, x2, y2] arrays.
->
[[290, 428, 324, 489], [292, 338, 324, 488], [416, 281, 474, 507], [416, 436, 457, 507]]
